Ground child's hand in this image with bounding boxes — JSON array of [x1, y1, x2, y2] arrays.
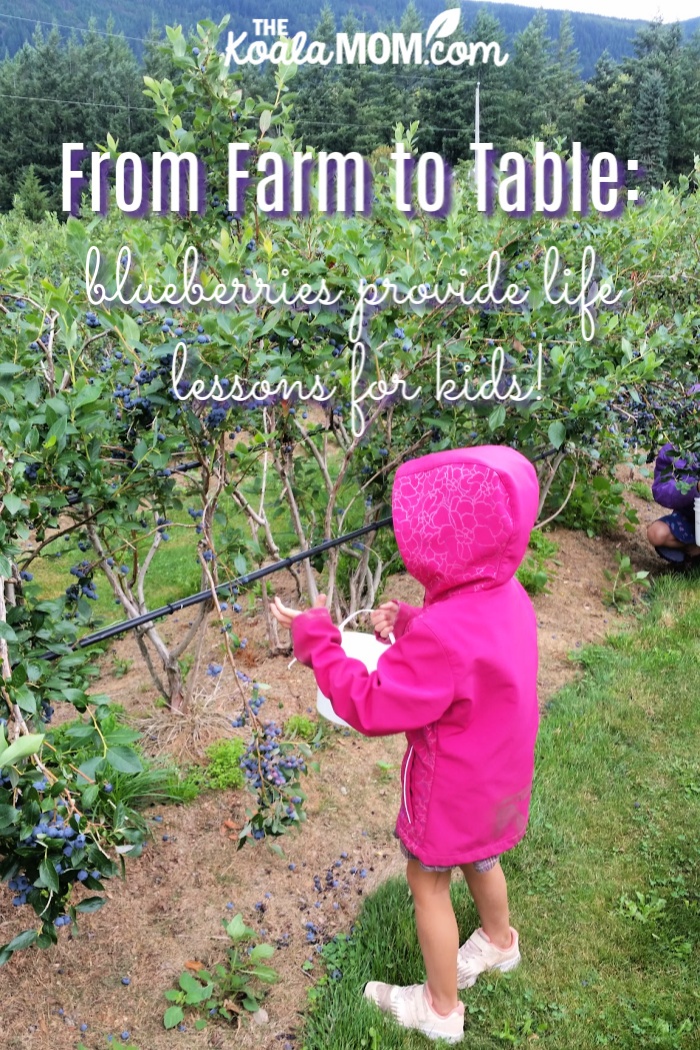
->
[[371, 601, 399, 639], [271, 593, 327, 629]]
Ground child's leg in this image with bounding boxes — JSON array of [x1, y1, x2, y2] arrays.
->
[[460, 861, 512, 950], [406, 859, 459, 1015]]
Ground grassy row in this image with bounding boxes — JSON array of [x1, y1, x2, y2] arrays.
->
[[302, 575, 700, 1049]]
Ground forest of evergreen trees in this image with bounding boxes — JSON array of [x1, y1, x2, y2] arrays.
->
[[4, 1, 700, 73], [3, 3, 700, 217]]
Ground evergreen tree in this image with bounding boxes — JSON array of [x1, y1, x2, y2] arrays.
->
[[295, 10, 397, 157], [551, 14, 582, 143], [293, 4, 339, 152], [12, 165, 50, 221], [503, 12, 556, 148], [416, 13, 469, 162], [627, 19, 691, 178], [630, 68, 669, 187], [578, 51, 623, 156], [392, 0, 423, 133]]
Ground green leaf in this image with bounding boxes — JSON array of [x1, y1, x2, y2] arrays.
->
[[179, 971, 204, 995], [225, 913, 255, 940], [5, 929, 38, 952], [548, 421, 566, 449], [249, 943, 275, 961], [121, 314, 141, 346], [164, 1005, 185, 1030], [2, 494, 25, 516], [74, 383, 102, 409], [65, 724, 99, 743], [0, 362, 23, 377], [133, 439, 148, 463], [105, 746, 143, 774], [249, 964, 278, 982], [44, 414, 67, 449], [39, 858, 59, 893], [76, 756, 104, 783], [0, 733, 44, 769], [15, 687, 37, 715], [259, 110, 272, 134], [488, 404, 506, 431], [0, 622, 18, 643], [194, 1018, 207, 1031], [75, 896, 107, 914], [0, 556, 11, 577], [0, 804, 21, 829], [0, 946, 14, 967]]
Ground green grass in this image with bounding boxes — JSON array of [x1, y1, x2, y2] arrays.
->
[[516, 529, 558, 596], [302, 575, 700, 1050], [629, 481, 654, 503], [31, 507, 204, 629]]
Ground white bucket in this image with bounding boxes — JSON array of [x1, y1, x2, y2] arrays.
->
[[316, 609, 394, 728], [695, 497, 700, 546]]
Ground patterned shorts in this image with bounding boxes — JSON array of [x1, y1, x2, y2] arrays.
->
[[659, 508, 696, 546], [398, 837, 500, 874]]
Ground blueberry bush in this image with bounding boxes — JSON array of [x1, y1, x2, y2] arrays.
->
[[1, 14, 699, 966]]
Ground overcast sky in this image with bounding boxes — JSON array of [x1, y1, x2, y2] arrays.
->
[[478, 0, 698, 22]]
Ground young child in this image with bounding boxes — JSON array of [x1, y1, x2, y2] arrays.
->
[[271, 446, 540, 1043]]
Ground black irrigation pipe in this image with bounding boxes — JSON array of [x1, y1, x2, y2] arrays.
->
[[39, 515, 394, 661], [41, 445, 560, 661]]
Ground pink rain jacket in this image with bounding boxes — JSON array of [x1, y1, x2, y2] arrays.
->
[[292, 446, 540, 867]]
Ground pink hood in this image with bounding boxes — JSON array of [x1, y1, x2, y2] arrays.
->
[[392, 446, 540, 602]]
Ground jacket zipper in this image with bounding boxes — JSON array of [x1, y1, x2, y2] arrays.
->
[[402, 745, 414, 825]]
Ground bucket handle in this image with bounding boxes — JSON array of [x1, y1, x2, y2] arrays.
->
[[288, 607, 394, 669]]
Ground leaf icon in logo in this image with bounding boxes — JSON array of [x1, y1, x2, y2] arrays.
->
[[425, 8, 461, 47]]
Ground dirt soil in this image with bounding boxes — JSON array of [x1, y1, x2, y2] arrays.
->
[[0, 478, 670, 1050]]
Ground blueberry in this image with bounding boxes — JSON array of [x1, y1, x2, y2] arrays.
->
[[121, 976, 131, 985]]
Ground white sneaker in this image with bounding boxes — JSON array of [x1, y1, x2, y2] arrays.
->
[[456, 927, 521, 989], [364, 981, 464, 1043]]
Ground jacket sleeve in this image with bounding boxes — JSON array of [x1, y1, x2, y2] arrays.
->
[[652, 445, 699, 510], [292, 608, 454, 737]]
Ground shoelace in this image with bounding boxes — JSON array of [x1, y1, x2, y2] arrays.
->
[[391, 984, 425, 1019], [462, 935, 485, 958]]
